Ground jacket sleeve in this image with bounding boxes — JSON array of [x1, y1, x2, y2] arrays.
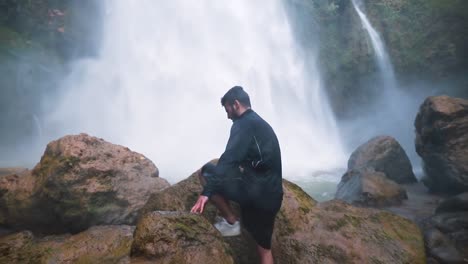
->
[[201, 121, 252, 197]]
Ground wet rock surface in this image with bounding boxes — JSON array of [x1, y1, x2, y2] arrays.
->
[[141, 165, 425, 263], [348, 135, 417, 184], [424, 228, 465, 264], [336, 168, 408, 207], [132, 211, 234, 264], [415, 95, 468, 194], [0, 133, 170, 234], [0, 225, 134, 264]]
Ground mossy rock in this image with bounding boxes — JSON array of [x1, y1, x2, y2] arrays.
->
[[140, 160, 219, 222], [132, 211, 234, 264], [0, 225, 134, 264], [274, 199, 426, 263]]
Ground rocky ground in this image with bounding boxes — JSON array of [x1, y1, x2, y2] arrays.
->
[[0, 95, 467, 263], [384, 182, 448, 225]]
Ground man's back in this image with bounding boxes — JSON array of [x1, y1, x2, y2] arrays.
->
[[234, 109, 282, 194]]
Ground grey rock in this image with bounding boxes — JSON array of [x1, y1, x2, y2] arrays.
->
[[348, 135, 417, 183]]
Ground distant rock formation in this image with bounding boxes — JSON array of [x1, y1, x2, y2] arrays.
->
[[348, 135, 417, 184], [415, 95, 468, 194], [336, 135, 415, 207]]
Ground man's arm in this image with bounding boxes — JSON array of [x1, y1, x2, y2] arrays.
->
[[201, 121, 252, 197], [190, 195, 209, 214]]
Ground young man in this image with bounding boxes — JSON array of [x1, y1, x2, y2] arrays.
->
[[191, 86, 283, 264]]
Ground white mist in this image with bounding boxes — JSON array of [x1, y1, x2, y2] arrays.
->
[[349, 0, 425, 174], [43, 1, 346, 183]]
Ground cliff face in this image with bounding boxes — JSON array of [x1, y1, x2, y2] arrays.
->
[[0, 0, 102, 153], [1, 0, 467, 145], [363, 0, 468, 79], [0, 0, 102, 59], [285, 0, 468, 117]]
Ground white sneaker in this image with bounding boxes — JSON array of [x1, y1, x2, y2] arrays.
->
[[214, 217, 241, 237]]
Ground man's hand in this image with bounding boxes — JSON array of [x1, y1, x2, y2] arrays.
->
[[191, 195, 209, 214]]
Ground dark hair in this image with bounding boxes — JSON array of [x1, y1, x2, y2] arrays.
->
[[221, 86, 251, 107]]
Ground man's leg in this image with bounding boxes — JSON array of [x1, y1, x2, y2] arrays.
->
[[198, 168, 238, 224], [257, 245, 274, 264], [242, 204, 280, 264]]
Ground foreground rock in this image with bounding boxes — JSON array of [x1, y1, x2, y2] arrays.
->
[[424, 228, 465, 264], [348, 136, 417, 183], [0, 133, 170, 233], [141, 164, 218, 222], [140, 163, 258, 263], [132, 211, 234, 264], [0, 167, 28, 176], [415, 95, 468, 194], [142, 165, 425, 263], [0, 169, 36, 228], [0, 225, 134, 263], [274, 197, 425, 263], [423, 193, 468, 263], [335, 168, 407, 206]]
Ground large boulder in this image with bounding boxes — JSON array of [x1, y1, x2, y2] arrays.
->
[[131, 211, 234, 264], [0, 170, 36, 228], [274, 194, 425, 263], [335, 168, 407, 207], [141, 159, 220, 222], [420, 192, 468, 261], [424, 228, 464, 264], [348, 136, 417, 183], [415, 96, 468, 194], [0, 133, 170, 233], [141, 164, 426, 263], [436, 192, 468, 214], [0, 225, 134, 263], [140, 163, 258, 263]]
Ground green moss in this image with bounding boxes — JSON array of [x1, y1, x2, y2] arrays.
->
[[374, 211, 425, 259], [327, 214, 363, 231], [312, 243, 348, 263], [0, 26, 28, 49], [327, 217, 348, 231], [73, 238, 132, 264], [284, 180, 316, 214], [172, 215, 212, 242], [370, 256, 385, 264], [33, 155, 79, 183], [276, 209, 295, 236]]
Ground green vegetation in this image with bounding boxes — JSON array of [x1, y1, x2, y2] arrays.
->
[[286, 0, 468, 117], [365, 0, 468, 77], [327, 214, 363, 231], [312, 243, 348, 263], [284, 180, 317, 214]]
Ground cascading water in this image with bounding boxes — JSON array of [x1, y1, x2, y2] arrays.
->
[[350, 0, 424, 173], [351, 0, 396, 91], [42, 1, 347, 183]]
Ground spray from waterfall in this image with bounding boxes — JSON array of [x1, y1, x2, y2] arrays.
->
[[33, 115, 43, 140], [42, 0, 347, 183], [349, 0, 425, 174]]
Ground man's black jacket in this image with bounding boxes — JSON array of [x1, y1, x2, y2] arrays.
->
[[202, 109, 283, 208]]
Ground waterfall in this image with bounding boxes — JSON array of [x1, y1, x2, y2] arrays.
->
[[352, 0, 396, 91], [32, 115, 42, 140], [44, 0, 347, 182], [349, 0, 424, 173]]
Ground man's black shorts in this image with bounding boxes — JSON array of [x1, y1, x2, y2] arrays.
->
[[202, 163, 282, 249]]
